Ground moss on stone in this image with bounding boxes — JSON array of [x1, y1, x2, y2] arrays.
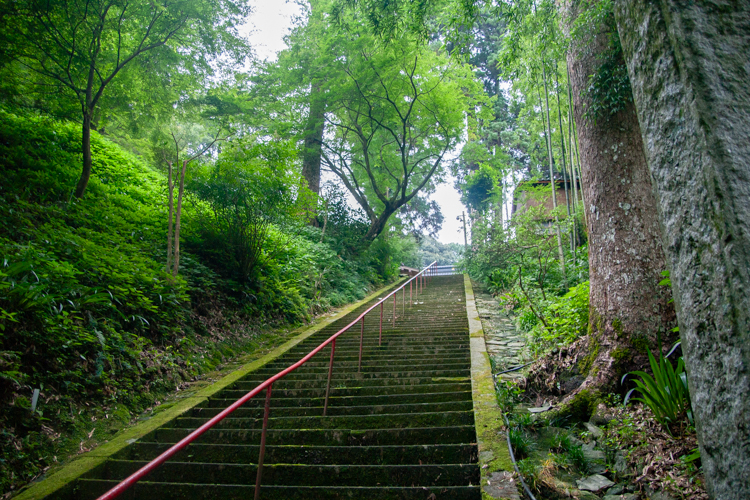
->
[[464, 275, 515, 498], [546, 389, 601, 424]]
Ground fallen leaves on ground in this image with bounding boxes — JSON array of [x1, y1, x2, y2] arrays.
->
[[602, 404, 707, 500]]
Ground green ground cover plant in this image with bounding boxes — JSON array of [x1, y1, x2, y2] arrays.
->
[[0, 109, 398, 494]]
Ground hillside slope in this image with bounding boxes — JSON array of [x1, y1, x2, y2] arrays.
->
[[0, 110, 377, 495]]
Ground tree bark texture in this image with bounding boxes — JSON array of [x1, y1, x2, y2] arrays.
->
[[302, 83, 325, 195], [614, 2, 750, 497], [564, 0, 675, 393]]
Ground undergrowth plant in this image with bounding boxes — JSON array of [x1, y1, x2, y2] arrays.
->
[[551, 431, 588, 472], [0, 109, 391, 494], [509, 427, 533, 459], [622, 346, 693, 434]]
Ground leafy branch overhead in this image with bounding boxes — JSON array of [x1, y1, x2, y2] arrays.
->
[[320, 34, 482, 240]]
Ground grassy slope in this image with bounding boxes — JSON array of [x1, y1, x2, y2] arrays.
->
[[0, 110, 375, 495]]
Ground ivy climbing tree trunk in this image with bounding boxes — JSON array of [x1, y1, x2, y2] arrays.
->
[[557, 0, 675, 401], [614, 2, 750, 497]]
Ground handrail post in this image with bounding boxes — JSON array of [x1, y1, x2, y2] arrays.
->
[[410, 281, 412, 302], [402, 287, 405, 316], [254, 384, 273, 500], [392, 294, 396, 326], [323, 339, 336, 416], [379, 303, 383, 346], [358, 317, 364, 372]]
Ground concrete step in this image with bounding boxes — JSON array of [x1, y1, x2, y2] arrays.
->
[[142, 425, 477, 446], [228, 375, 470, 390], [73, 480, 482, 499], [115, 443, 478, 465], [171, 410, 474, 430], [187, 400, 473, 418], [213, 381, 471, 399], [242, 367, 469, 380], [204, 390, 473, 408], [85, 460, 480, 487]]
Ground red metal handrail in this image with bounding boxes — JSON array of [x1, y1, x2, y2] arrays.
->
[[96, 261, 438, 500]]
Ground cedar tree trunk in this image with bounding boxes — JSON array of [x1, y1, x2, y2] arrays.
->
[[614, 2, 750, 497], [302, 83, 325, 195], [563, 0, 675, 397]]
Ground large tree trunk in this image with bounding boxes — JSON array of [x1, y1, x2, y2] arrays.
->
[[561, 0, 675, 397], [614, 2, 750, 497], [74, 111, 93, 198], [302, 83, 325, 195]]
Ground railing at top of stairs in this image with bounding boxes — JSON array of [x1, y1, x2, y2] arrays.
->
[[96, 262, 440, 500]]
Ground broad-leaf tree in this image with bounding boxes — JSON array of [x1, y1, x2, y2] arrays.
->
[[1, 0, 250, 197], [321, 34, 480, 240]]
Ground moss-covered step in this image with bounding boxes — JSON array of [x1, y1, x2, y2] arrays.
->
[[227, 374, 470, 391], [187, 400, 473, 418], [254, 359, 470, 372], [241, 368, 470, 382], [213, 381, 471, 399], [204, 389, 473, 408], [113, 442, 478, 465], [171, 409, 474, 430], [83, 461, 479, 487], [141, 424, 477, 446], [65, 481, 482, 500]]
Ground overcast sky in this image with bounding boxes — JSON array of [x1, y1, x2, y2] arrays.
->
[[243, 0, 468, 244]]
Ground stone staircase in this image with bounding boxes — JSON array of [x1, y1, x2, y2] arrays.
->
[[51, 275, 480, 499]]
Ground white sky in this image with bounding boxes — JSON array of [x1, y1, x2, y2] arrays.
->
[[244, 0, 468, 244]]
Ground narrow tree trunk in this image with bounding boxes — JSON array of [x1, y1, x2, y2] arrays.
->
[[555, 70, 572, 218], [302, 83, 325, 195], [74, 110, 93, 198], [567, 76, 580, 213], [567, 68, 589, 230], [541, 63, 567, 277], [560, 0, 676, 401], [567, 76, 581, 249], [172, 159, 188, 277], [167, 161, 175, 272], [615, 3, 750, 497], [555, 70, 576, 257], [319, 199, 329, 243]]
